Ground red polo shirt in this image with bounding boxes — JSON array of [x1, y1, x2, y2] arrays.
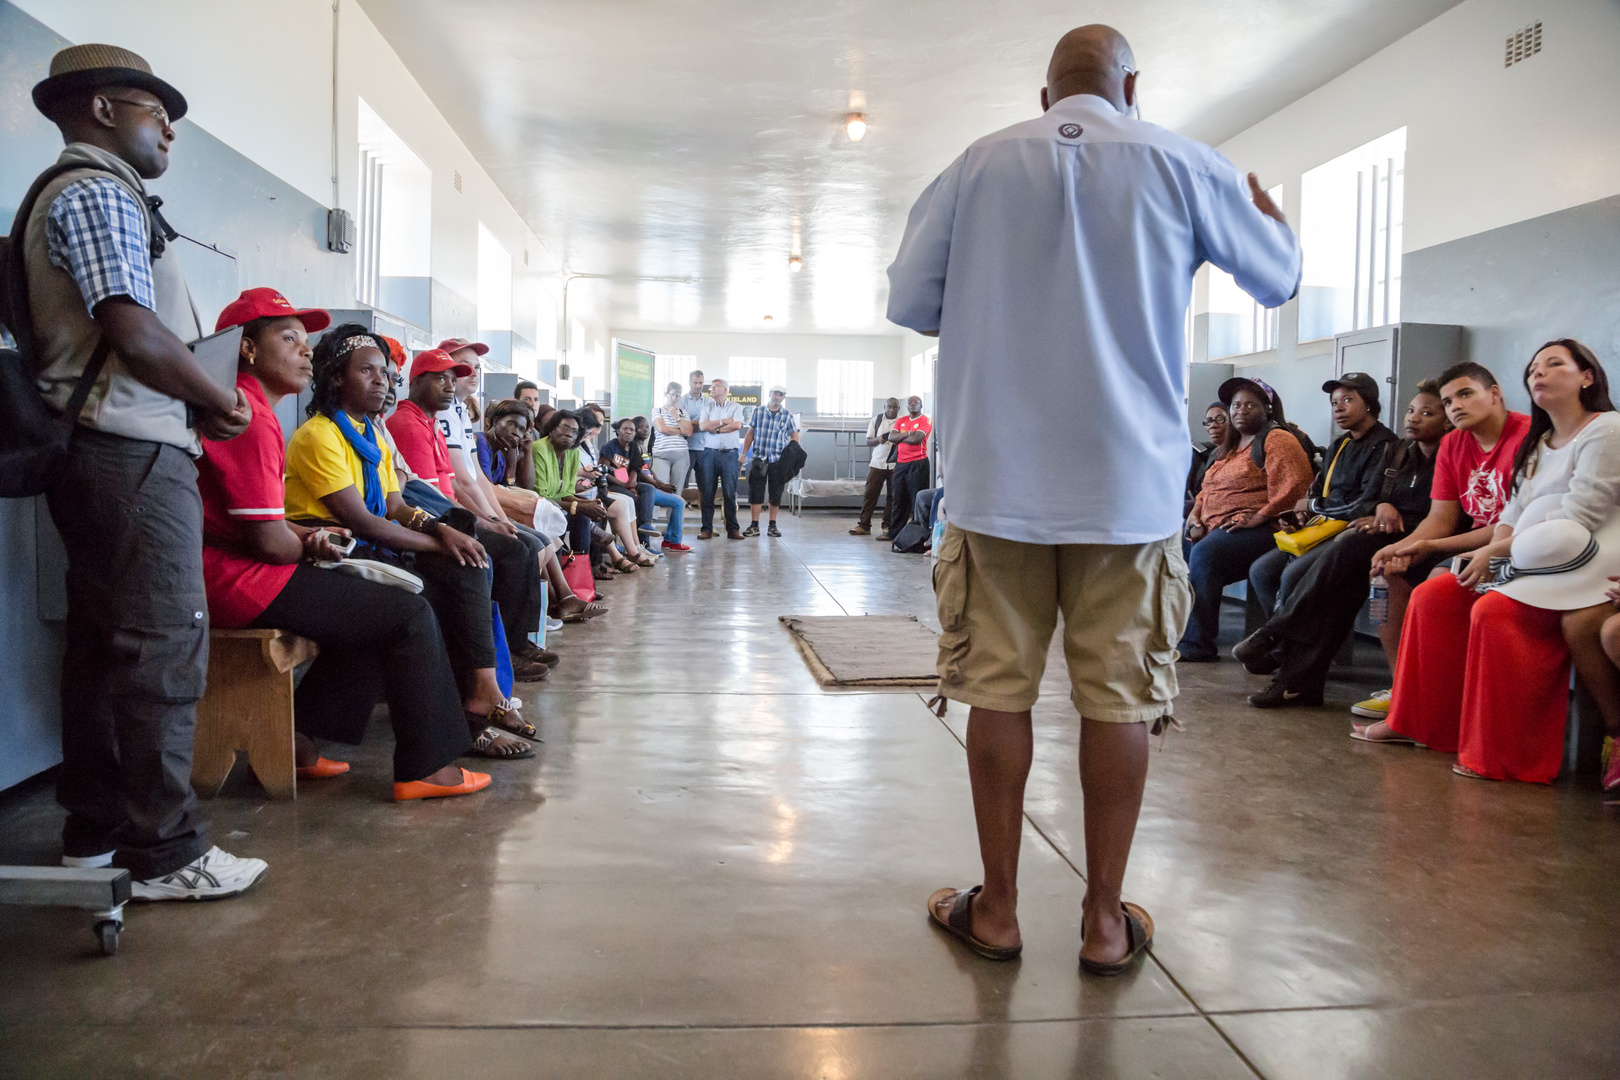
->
[[385, 399, 457, 499], [196, 373, 298, 628], [893, 413, 932, 463]]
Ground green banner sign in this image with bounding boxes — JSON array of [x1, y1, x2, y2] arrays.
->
[[611, 339, 655, 420]]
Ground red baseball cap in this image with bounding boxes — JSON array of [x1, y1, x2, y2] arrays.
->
[[409, 348, 474, 381], [215, 287, 331, 334], [437, 336, 489, 358]]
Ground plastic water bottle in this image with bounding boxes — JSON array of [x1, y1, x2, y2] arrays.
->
[[1368, 575, 1389, 625], [930, 494, 948, 559]]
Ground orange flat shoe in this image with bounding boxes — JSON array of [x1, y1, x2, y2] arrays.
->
[[296, 757, 351, 779], [393, 768, 492, 802]]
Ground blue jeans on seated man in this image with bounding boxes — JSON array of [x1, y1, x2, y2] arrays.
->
[[1178, 525, 1281, 660], [645, 487, 685, 543], [1247, 546, 1314, 620], [696, 447, 740, 533]]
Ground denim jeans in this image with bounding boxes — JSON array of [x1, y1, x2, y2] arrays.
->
[[1178, 525, 1280, 659], [651, 487, 684, 542], [697, 448, 740, 532]]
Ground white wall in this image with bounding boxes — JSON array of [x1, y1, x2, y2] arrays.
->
[[12, 0, 609, 377], [1217, 0, 1620, 255], [612, 330, 908, 400], [1187, 0, 1620, 443]]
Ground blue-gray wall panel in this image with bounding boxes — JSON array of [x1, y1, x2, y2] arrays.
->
[[1403, 194, 1620, 413]]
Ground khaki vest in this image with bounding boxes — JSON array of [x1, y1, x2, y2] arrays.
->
[[26, 143, 202, 454]]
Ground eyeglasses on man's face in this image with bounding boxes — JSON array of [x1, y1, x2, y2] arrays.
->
[[104, 96, 171, 127]]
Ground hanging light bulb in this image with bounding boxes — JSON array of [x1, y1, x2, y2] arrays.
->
[[789, 255, 802, 273], [846, 113, 867, 141]]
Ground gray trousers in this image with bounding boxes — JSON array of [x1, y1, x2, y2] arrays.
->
[[47, 430, 211, 879]]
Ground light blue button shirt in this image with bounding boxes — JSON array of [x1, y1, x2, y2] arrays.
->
[[695, 398, 745, 451], [887, 94, 1301, 545]]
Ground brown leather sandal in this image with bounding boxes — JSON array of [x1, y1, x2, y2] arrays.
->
[[926, 886, 1022, 961]]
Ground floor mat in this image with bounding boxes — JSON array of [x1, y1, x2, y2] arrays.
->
[[779, 614, 940, 687]]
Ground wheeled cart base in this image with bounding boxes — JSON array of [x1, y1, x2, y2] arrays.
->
[[0, 866, 133, 956]]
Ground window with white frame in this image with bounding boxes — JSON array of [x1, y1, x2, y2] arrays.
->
[[476, 223, 511, 367], [655, 354, 698, 396], [356, 98, 431, 326], [908, 347, 937, 400], [1298, 128, 1406, 341], [816, 359, 874, 417], [1206, 186, 1282, 359], [728, 356, 787, 391]]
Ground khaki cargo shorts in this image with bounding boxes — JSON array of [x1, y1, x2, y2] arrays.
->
[[933, 525, 1193, 722]]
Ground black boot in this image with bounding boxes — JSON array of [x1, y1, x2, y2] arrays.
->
[[1232, 626, 1282, 675]]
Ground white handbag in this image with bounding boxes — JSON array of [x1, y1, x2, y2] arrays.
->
[[533, 498, 568, 538]]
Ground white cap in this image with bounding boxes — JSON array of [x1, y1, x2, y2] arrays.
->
[[768, 385, 788, 397]]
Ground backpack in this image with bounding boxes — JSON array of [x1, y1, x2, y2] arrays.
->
[[891, 521, 930, 553], [0, 162, 114, 499]]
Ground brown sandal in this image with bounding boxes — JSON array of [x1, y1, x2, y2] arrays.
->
[[487, 702, 539, 741], [926, 886, 1022, 961], [560, 600, 608, 623], [464, 725, 535, 759], [1079, 902, 1154, 977]]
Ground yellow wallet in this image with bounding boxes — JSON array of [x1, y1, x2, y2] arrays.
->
[[1274, 516, 1348, 557]]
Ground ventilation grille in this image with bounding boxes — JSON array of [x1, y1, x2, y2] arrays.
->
[[523, 249, 530, 266], [1505, 21, 1542, 67], [453, 170, 463, 193]]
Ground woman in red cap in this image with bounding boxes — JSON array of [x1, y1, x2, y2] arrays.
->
[[195, 288, 498, 800]]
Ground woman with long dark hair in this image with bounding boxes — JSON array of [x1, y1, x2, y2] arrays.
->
[[286, 323, 536, 759], [1362, 339, 1620, 785]]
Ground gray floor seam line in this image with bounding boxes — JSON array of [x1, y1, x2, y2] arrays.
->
[[925, 701, 1268, 1080], [776, 538, 852, 616], [8, 1014, 1212, 1034]]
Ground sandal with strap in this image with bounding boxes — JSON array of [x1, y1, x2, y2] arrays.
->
[[1079, 901, 1155, 977], [593, 564, 615, 581], [487, 702, 539, 741], [465, 725, 535, 759], [926, 886, 1022, 961], [612, 557, 638, 574], [560, 600, 608, 623]]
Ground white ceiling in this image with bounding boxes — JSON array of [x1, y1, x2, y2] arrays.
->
[[358, 0, 1461, 336]]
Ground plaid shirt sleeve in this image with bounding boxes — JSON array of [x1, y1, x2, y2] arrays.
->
[[45, 178, 155, 315]]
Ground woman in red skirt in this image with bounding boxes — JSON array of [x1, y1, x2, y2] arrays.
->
[[1357, 339, 1620, 784]]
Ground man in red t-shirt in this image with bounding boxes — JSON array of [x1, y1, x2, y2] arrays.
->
[[882, 395, 934, 540], [387, 349, 554, 680], [1355, 362, 1530, 724]]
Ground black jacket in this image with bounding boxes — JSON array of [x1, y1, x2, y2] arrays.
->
[[1308, 422, 1398, 521], [779, 440, 808, 482], [1379, 439, 1440, 531]]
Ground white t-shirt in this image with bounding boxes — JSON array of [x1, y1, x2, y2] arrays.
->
[[868, 413, 898, 471]]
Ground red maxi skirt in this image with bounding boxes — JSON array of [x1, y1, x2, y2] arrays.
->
[[1385, 572, 1570, 782]]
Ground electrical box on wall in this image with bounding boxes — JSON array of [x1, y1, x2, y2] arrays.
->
[[326, 208, 355, 253]]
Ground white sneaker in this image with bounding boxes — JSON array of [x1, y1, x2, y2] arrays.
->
[[131, 846, 267, 901], [62, 851, 115, 869], [545, 618, 564, 632]]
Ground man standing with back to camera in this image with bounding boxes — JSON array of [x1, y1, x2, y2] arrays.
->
[[887, 25, 1299, 974]]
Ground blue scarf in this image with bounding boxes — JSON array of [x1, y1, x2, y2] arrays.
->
[[333, 411, 387, 518]]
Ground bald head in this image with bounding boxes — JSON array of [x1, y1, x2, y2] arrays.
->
[[1043, 24, 1136, 115]]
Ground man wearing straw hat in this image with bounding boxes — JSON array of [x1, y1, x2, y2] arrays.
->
[[22, 45, 264, 900]]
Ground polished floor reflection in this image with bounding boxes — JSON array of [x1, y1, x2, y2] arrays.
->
[[2, 512, 1617, 1078]]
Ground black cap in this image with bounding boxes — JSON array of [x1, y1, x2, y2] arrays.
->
[[1322, 372, 1380, 411]]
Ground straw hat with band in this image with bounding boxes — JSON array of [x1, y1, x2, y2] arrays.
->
[[1487, 497, 1620, 611], [32, 43, 187, 122]]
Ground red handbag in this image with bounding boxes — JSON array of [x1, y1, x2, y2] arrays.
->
[[562, 552, 596, 603]]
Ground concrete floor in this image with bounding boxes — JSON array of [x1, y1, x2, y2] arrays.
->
[[2, 510, 1618, 1078]]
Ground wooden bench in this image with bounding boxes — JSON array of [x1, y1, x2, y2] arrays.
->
[[190, 629, 318, 801]]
